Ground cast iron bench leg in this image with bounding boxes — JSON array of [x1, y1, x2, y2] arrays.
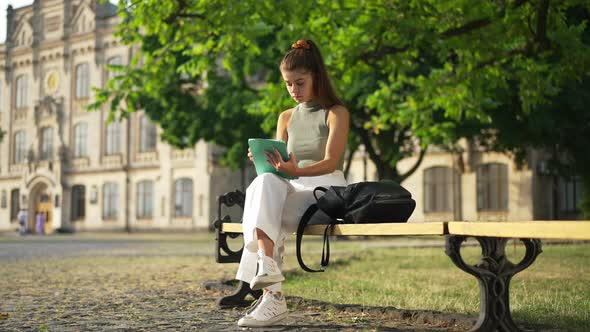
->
[[214, 190, 246, 264], [445, 235, 543, 332]]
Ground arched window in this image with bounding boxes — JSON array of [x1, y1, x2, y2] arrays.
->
[[14, 131, 27, 163], [105, 121, 121, 155], [137, 180, 154, 218], [75, 63, 90, 98], [476, 163, 508, 211], [139, 115, 157, 152], [40, 127, 53, 160], [174, 178, 193, 217], [74, 122, 88, 157], [15, 75, 28, 108], [102, 182, 119, 219], [71, 185, 86, 220], [423, 166, 456, 213]]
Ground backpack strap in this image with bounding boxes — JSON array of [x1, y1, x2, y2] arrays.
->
[[296, 204, 332, 273], [313, 187, 327, 200]]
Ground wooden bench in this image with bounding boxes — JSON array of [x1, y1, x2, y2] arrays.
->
[[213, 190, 590, 332]]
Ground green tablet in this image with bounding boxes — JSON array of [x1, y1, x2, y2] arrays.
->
[[248, 138, 298, 180]]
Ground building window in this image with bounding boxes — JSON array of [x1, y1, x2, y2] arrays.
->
[[423, 166, 456, 213], [560, 177, 583, 213], [75, 63, 90, 98], [106, 56, 122, 82], [16, 75, 28, 108], [74, 122, 88, 157], [71, 185, 85, 220], [137, 180, 153, 218], [140, 115, 157, 152], [102, 182, 119, 219], [40, 127, 53, 160], [174, 178, 193, 217], [477, 163, 508, 211], [1, 190, 6, 208], [14, 131, 27, 164], [105, 121, 121, 155], [10, 189, 20, 221]]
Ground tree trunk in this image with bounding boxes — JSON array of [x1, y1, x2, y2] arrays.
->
[[343, 149, 355, 180], [375, 160, 401, 182]]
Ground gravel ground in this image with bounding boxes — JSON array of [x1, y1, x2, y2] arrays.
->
[[0, 232, 474, 331]]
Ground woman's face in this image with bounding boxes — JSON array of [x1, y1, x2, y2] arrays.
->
[[281, 69, 314, 103]]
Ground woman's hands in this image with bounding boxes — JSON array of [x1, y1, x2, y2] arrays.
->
[[266, 148, 298, 176]]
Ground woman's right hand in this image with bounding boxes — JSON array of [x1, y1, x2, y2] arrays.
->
[[248, 148, 253, 162]]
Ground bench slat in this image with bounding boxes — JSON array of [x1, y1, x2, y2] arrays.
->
[[221, 222, 445, 236], [448, 221, 590, 240], [304, 222, 445, 236], [221, 223, 244, 233], [222, 221, 590, 239]]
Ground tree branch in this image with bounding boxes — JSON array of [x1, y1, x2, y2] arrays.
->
[[164, 0, 210, 24], [440, 0, 530, 39], [535, 0, 551, 50], [441, 18, 492, 38], [343, 148, 354, 179], [351, 122, 381, 168], [512, 0, 529, 8]]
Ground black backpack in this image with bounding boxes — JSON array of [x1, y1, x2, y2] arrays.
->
[[296, 181, 416, 272]]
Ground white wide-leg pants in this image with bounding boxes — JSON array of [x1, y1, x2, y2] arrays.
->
[[235, 171, 347, 283]]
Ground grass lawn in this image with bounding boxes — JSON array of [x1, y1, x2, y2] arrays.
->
[[279, 238, 590, 331]]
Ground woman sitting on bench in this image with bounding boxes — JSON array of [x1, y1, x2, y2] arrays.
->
[[235, 38, 350, 327]]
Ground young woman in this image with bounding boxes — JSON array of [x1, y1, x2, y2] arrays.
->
[[236, 39, 349, 327]]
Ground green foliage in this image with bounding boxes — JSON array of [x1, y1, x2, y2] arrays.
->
[[91, 0, 590, 210]]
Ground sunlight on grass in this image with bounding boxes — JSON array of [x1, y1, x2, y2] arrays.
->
[[281, 241, 590, 331]]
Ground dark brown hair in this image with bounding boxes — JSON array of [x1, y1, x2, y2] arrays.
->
[[280, 39, 343, 109]]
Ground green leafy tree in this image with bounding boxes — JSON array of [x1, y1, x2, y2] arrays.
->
[[91, 0, 431, 182], [362, 0, 590, 215], [92, 0, 590, 215]]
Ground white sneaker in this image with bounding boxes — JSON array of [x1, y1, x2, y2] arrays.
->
[[250, 250, 285, 291], [237, 291, 287, 327]]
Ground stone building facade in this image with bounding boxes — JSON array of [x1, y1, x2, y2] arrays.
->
[[0, 0, 249, 232]]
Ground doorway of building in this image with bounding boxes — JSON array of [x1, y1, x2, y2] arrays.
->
[[29, 181, 54, 235], [37, 194, 53, 235]]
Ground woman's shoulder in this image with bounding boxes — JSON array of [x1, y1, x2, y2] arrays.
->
[[326, 104, 349, 128], [328, 104, 348, 115], [278, 108, 295, 123], [327, 104, 349, 120]]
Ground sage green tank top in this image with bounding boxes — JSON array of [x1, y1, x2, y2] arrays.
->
[[287, 101, 345, 171]]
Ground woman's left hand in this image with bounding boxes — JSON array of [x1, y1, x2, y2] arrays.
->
[[266, 148, 298, 176]]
